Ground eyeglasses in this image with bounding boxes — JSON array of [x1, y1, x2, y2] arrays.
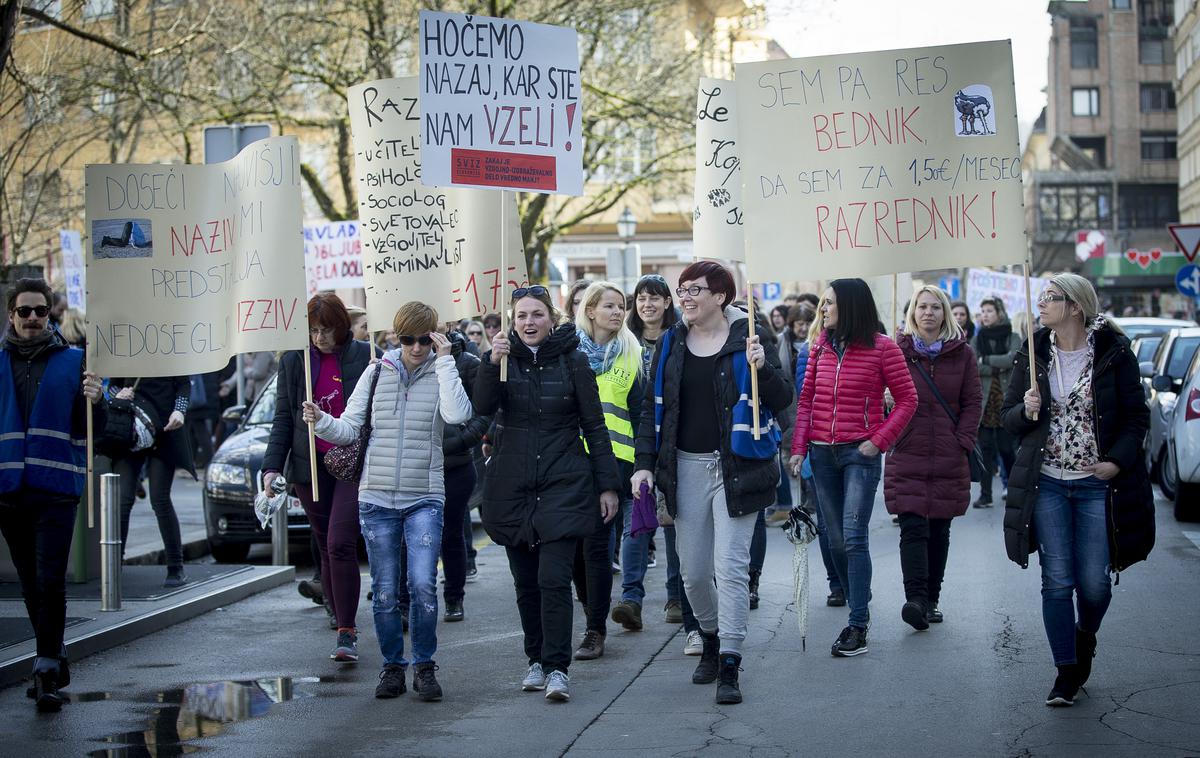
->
[[397, 334, 434, 346], [308, 326, 336, 338], [511, 285, 549, 300], [1037, 293, 1069, 304], [13, 305, 50, 318], [466, 330, 483, 337], [676, 285, 712, 297]]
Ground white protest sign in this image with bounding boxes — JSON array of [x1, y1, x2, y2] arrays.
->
[[85, 136, 308, 377], [693, 78, 744, 262], [59, 230, 85, 310], [304, 220, 363, 295], [965, 267, 1047, 319], [735, 40, 1025, 281], [348, 76, 530, 323], [418, 10, 583, 195]]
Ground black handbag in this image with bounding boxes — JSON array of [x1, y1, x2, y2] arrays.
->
[[323, 364, 381, 482], [909, 358, 988, 476], [95, 379, 148, 458]]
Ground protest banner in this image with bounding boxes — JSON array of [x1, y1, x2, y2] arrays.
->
[[347, 75, 530, 326], [60, 230, 85, 310], [84, 136, 309, 378], [417, 10, 583, 196], [964, 267, 1047, 319], [735, 41, 1025, 282], [305, 220, 363, 295], [694, 78, 745, 262]]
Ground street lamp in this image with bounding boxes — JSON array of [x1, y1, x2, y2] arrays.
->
[[611, 207, 639, 293], [617, 207, 637, 242]]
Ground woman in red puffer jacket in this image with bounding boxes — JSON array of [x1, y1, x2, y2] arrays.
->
[[883, 285, 982, 633], [789, 278, 917, 658]]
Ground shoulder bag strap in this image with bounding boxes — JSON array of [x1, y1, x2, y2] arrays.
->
[[910, 357, 958, 426], [362, 363, 382, 433]]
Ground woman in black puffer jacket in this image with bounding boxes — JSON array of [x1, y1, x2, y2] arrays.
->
[[1002, 273, 1152, 709], [474, 286, 621, 703]]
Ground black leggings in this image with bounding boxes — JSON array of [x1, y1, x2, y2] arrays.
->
[[0, 493, 77, 660], [113, 451, 183, 569], [897, 513, 952, 607]]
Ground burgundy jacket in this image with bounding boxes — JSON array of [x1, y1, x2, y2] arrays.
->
[[792, 331, 917, 458], [883, 334, 983, 519]]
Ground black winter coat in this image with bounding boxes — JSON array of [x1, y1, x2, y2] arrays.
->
[[109, 375, 196, 478], [634, 308, 793, 519], [263, 340, 371, 484], [1001, 325, 1154, 572], [443, 340, 491, 470], [474, 324, 622, 549]]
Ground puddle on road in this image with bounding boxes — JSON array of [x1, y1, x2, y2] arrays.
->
[[84, 676, 331, 757]]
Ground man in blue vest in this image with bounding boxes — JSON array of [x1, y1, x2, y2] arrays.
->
[[1, 278, 104, 712]]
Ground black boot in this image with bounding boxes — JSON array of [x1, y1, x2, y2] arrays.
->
[[1076, 628, 1097, 687], [32, 660, 64, 713], [692, 630, 720, 684], [1046, 664, 1080, 707], [748, 571, 761, 611], [715, 653, 743, 704]]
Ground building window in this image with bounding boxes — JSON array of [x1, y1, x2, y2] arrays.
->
[[1112, 0, 1131, 8], [1037, 184, 1113, 231], [83, 0, 115, 19], [1072, 88, 1100, 116], [21, 0, 61, 26], [1118, 184, 1178, 228], [1140, 82, 1176, 111], [1070, 18, 1099, 69], [1073, 136, 1107, 167], [1141, 131, 1177, 159], [1138, 0, 1173, 27]]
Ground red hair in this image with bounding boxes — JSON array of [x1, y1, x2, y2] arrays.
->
[[307, 293, 352, 345], [678, 260, 735, 307]]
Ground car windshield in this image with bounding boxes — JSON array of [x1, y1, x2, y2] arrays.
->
[[244, 374, 278, 427], [1166, 337, 1200, 381], [1136, 336, 1162, 362]]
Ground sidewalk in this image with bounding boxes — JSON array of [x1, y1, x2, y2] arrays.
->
[[122, 472, 211, 565]]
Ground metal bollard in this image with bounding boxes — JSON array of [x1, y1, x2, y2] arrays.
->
[[99, 473, 122, 611], [271, 496, 289, 566]]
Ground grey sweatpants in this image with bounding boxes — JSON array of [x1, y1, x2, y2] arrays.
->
[[673, 450, 757, 655]]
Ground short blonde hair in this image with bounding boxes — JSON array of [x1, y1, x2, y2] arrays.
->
[[904, 285, 962, 341], [392, 302, 438, 336]]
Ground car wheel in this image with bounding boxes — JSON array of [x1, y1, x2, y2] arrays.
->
[[1160, 447, 1178, 501], [209, 540, 251, 563], [1175, 480, 1200, 522]]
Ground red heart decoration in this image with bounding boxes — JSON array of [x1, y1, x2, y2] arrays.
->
[[1137, 253, 1151, 269], [1150, 248, 1163, 262], [1125, 250, 1139, 263]]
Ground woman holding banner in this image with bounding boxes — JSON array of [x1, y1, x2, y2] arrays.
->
[[789, 278, 917, 658], [971, 297, 1021, 507], [263, 293, 371, 661], [883, 286, 982, 631], [1002, 274, 1152, 707], [632, 260, 792, 705], [475, 285, 621, 703]]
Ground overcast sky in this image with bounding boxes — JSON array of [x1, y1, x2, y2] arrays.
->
[[764, 0, 1052, 144]]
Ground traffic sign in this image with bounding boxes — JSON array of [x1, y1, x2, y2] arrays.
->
[[1168, 223, 1200, 263], [1177, 264, 1200, 298]]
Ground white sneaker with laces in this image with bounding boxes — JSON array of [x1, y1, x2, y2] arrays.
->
[[522, 662, 547, 691], [684, 630, 704, 656], [545, 670, 570, 701]]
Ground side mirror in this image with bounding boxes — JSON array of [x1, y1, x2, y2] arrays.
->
[[221, 405, 246, 424], [1139, 361, 1155, 379], [1151, 374, 1173, 393]]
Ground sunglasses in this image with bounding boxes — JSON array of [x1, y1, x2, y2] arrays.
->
[[466, 330, 483, 336], [13, 305, 50, 318], [397, 334, 434, 346], [511, 285, 549, 300]]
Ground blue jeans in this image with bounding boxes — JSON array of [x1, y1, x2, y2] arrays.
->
[[359, 499, 443, 667], [1032, 475, 1112, 666], [619, 498, 653, 604], [809, 444, 882, 629]]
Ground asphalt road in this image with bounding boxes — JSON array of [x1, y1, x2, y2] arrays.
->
[[4, 484, 1199, 757]]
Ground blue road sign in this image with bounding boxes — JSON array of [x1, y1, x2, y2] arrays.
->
[[938, 276, 961, 300], [1177, 264, 1200, 298]]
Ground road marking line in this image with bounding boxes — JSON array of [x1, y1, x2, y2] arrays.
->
[[1183, 532, 1200, 551], [440, 630, 524, 649]]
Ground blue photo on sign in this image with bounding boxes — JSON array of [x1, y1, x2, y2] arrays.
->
[[954, 85, 994, 136], [92, 218, 153, 259], [1176, 264, 1200, 299]]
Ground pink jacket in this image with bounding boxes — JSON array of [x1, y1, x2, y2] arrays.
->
[[791, 331, 918, 458]]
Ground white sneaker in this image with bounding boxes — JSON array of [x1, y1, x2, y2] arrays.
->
[[684, 630, 704, 656], [522, 662, 547, 691], [545, 670, 570, 701]]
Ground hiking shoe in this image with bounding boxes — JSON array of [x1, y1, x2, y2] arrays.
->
[[683, 630, 704, 656], [715, 653, 743, 704], [831, 626, 868, 657], [972, 496, 993, 509], [1046, 665, 1079, 706], [926, 605, 944, 623], [611, 600, 643, 631], [692, 631, 720, 683], [826, 590, 846, 607], [1076, 628, 1097, 687], [522, 662, 547, 691], [444, 599, 464, 622], [574, 630, 605, 660], [163, 569, 188, 589], [902, 601, 930, 631], [375, 664, 406, 698], [748, 571, 761, 611], [664, 600, 683, 624], [545, 670, 570, 702], [298, 578, 325, 605], [413, 662, 443, 701], [332, 628, 359, 662]]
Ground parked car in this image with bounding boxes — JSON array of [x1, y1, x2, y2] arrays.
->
[[1144, 327, 1200, 499], [1114, 316, 1196, 342], [203, 373, 312, 563], [1132, 335, 1165, 364], [1164, 346, 1200, 521]]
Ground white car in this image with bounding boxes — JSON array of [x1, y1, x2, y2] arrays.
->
[[1114, 316, 1196, 342], [1145, 327, 1200, 499], [1164, 346, 1200, 521]]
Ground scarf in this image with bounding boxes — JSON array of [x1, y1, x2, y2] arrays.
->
[[911, 335, 943, 357], [577, 329, 622, 375], [3, 327, 54, 359], [975, 322, 1013, 358]]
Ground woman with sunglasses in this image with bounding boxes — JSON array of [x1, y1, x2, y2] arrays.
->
[[632, 260, 793, 705], [463, 319, 491, 353], [264, 293, 371, 661], [1002, 274, 1152, 707], [304, 301, 471, 702], [474, 285, 622, 703]]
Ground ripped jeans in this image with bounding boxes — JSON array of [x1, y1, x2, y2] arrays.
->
[[359, 499, 443, 667]]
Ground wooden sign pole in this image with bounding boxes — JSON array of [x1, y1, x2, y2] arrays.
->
[[303, 346, 320, 500], [1023, 256, 1039, 421], [891, 273, 899, 337], [746, 283, 761, 440], [85, 349, 94, 529], [499, 191, 509, 382]]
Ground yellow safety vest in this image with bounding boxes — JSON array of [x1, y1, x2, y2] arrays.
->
[[593, 347, 641, 463]]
